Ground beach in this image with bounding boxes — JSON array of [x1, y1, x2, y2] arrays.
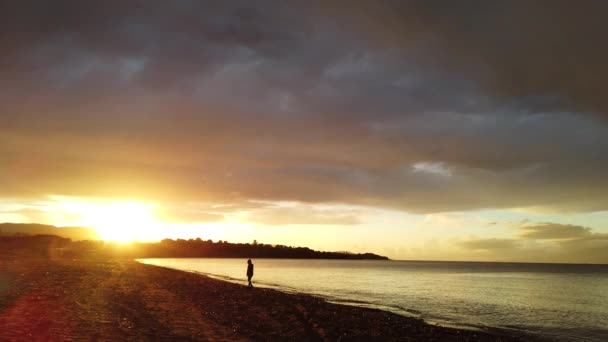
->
[[1, 257, 527, 341]]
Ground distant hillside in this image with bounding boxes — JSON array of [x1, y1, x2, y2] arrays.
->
[[0, 223, 99, 241]]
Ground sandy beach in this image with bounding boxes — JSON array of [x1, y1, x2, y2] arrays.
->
[[1, 257, 528, 341]]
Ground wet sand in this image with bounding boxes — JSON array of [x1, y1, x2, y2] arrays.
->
[[0, 257, 529, 341]]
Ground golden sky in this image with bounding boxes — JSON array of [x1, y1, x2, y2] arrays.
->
[[1, 1, 607, 263]]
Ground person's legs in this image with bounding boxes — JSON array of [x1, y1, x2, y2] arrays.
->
[[247, 275, 252, 287]]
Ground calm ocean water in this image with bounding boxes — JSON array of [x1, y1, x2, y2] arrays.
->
[[137, 258, 608, 341]]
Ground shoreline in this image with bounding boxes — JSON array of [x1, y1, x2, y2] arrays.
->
[[155, 264, 538, 340], [1, 256, 535, 341], [158, 267, 494, 332]]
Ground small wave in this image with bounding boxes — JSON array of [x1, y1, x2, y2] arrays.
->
[[187, 270, 302, 293], [326, 299, 421, 319]]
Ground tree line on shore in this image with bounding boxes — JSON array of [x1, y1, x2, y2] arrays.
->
[[0, 234, 389, 260]]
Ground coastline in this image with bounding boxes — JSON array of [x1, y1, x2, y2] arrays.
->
[[154, 266, 497, 333], [1, 257, 533, 341]]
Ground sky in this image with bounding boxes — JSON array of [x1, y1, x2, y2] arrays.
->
[[1, 1, 607, 263]]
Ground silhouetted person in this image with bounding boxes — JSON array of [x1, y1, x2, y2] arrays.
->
[[247, 259, 254, 288]]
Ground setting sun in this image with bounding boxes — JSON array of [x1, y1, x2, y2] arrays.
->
[[55, 200, 158, 242]]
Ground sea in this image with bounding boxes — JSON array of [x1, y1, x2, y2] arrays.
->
[[137, 258, 608, 341]]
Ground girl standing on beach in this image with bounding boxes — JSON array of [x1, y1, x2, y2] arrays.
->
[[247, 259, 254, 288]]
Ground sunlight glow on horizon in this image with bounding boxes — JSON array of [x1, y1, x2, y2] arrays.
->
[[2, 194, 607, 262], [54, 199, 160, 242]]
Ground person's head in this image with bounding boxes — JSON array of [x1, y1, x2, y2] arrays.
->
[[247, 259, 252, 264]]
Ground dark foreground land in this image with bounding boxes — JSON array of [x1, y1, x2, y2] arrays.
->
[[1, 257, 529, 341]]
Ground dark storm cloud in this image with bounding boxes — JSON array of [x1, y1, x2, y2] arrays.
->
[[316, 0, 608, 117], [460, 222, 608, 263], [519, 223, 592, 240], [1, 1, 608, 215]]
